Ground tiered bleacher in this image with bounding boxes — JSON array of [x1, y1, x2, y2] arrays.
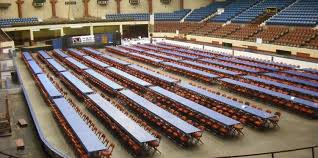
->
[[105, 13, 149, 21], [232, 0, 296, 23], [0, 17, 38, 27], [155, 9, 191, 21], [211, 0, 260, 22], [266, 0, 318, 26], [185, 1, 231, 21]]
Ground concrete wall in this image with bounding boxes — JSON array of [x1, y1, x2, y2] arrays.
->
[[184, 0, 211, 9], [153, 0, 180, 13], [0, 0, 211, 19]]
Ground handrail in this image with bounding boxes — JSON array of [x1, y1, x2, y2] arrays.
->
[[0, 150, 19, 158], [215, 145, 317, 158]]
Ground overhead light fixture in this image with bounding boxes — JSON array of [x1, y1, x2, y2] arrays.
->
[[32, 28, 40, 32], [49, 27, 62, 30], [70, 25, 83, 28]]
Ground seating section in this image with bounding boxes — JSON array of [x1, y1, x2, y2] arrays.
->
[[228, 24, 261, 40], [275, 27, 317, 47], [154, 21, 180, 33], [178, 22, 206, 34], [232, 0, 295, 23], [0, 17, 38, 27], [185, 1, 231, 21], [192, 22, 222, 36], [306, 35, 318, 49], [210, 23, 241, 38], [155, 9, 191, 21], [105, 13, 149, 21], [251, 26, 289, 43], [266, 0, 318, 26], [211, 0, 260, 22]]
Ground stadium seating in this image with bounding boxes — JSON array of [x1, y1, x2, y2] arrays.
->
[[306, 36, 318, 49], [0, 17, 39, 27], [210, 23, 241, 38], [192, 22, 223, 36], [155, 9, 191, 21], [228, 24, 261, 40], [185, 1, 231, 22], [275, 27, 317, 47], [105, 13, 149, 21], [251, 26, 289, 43], [211, 0, 261, 22], [154, 21, 180, 33], [266, 0, 318, 26], [232, 0, 296, 23], [178, 22, 206, 34]]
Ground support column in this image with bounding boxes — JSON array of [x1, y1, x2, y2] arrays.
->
[[83, 0, 90, 17], [148, 0, 153, 14], [16, 0, 24, 18], [115, 0, 121, 14], [50, 0, 58, 18], [119, 25, 123, 35], [30, 30, 35, 46], [90, 25, 94, 35], [180, 0, 184, 10], [60, 28, 64, 36]]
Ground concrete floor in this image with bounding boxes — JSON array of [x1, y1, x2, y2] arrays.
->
[[0, 92, 46, 158], [11, 49, 318, 158]]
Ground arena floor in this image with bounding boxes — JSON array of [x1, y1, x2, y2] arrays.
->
[[13, 47, 318, 158]]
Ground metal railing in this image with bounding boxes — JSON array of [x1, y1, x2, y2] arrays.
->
[[216, 145, 317, 158]]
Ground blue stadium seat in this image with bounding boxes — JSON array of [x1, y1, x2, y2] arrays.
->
[[154, 9, 191, 21], [266, 0, 318, 26], [184, 1, 232, 22], [0, 17, 38, 27], [211, 0, 261, 22], [105, 13, 150, 21], [232, 0, 295, 23]]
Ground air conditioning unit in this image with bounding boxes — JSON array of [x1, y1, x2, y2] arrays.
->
[[33, 2, 44, 7], [129, 0, 139, 6], [160, 0, 171, 5], [97, 0, 108, 5], [0, 3, 11, 9]]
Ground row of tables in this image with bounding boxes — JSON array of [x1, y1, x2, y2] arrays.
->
[[83, 56, 110, 68], [283, 70, 318, 80], [199, 59, 259, 74], [243, 76, 318, 98], [107, 67, 153, 87], [220, 78, 318, 111], [60, 71, 94, 95], [180, 60, 240, 76], [128, 65, 178, 84], [119, 89, 200, 135], [177, 82, 274, 119], [57, 49, 161, 148], [86, 94, 158, 144], [264, 73, 318, 89], [80, 48, 248, 133], [84, 69, 124, 91], [46, 59, 67, 73], [53, 98, 107, 154], [216, 57, 279, 72], [150, 86, 240, 127], [22, 51, 109, 156], [37, 73, 62, 99], [161, 62, 219, 80]]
